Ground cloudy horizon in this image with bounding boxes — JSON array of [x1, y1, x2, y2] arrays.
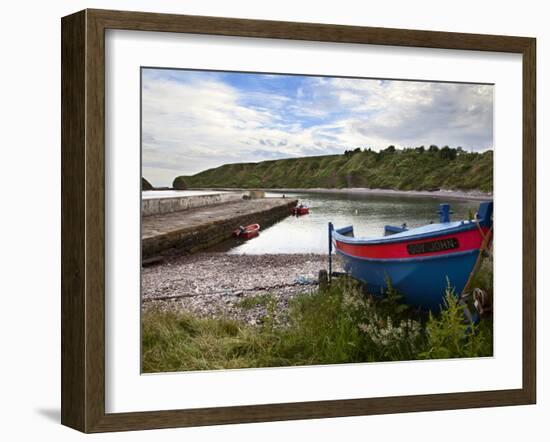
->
[[142, 68, 493, 187]]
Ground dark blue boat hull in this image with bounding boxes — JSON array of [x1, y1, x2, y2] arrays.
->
[[337, 249, 479, 311]]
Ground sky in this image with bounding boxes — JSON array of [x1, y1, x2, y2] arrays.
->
[[141, 68, 493, 187]]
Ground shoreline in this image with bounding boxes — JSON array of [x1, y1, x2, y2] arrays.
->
[[142, 253, 341, 325], [181, 187, 492, 201]]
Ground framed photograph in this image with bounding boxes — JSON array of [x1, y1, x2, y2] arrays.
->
[[61, 9, 536, 433]]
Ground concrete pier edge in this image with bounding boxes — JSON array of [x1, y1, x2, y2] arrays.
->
[[142, 198, 298, 258]]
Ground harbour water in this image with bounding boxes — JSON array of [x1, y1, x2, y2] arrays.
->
[[226, 191, 485, 254]]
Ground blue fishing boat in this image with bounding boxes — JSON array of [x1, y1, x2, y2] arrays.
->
[[329, 201, 493, 311]]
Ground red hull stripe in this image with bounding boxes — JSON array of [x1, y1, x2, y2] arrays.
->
[[335, 227, 488, 259]]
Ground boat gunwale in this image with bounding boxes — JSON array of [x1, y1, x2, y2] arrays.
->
[[243, 223, 260, 233], [334, 246, 479, 263], [332, 221, 482, 246]]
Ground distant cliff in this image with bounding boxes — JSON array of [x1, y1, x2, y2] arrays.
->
[[173, 147, 493, 193], [142, 177, 154, 190]]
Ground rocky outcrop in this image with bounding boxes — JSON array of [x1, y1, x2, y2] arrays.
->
[[142, 177, 154, 190], [173, 176, 188, 190]]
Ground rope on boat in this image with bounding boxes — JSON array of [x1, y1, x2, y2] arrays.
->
[[462, 220, 493, 296], [143, 279, 319, 303]]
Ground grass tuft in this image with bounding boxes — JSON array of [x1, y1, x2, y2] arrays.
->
[[142, 269, 493, 373], [236, 294, 274, 310]]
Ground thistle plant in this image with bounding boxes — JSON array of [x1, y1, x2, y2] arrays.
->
[[420, 287, 490, 359]]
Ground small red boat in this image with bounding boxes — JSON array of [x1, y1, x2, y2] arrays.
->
[[233, 223, 260, 239], [291, 205, 310, 216]]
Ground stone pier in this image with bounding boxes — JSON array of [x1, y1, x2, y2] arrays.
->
[[142, 198, 297, 258]]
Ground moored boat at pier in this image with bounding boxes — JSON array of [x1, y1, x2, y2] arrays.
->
[[291, 204, 310, 215], [233, 223, 261, 239]]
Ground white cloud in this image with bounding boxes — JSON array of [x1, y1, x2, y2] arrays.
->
[[142, 71, 493, 186], [304, 78, 493, 149]]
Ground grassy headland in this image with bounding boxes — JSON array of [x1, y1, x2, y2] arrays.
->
[[173, 146, 493, 192], [141, 177, 153, 190]]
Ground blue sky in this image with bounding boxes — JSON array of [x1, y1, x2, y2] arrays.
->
[[142, 68, 493, 187]]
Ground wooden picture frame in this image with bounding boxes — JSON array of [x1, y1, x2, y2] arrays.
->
[[61, 9, 536, 433]]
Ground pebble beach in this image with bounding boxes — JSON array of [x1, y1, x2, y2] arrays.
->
[[141, 253, 343, 325]]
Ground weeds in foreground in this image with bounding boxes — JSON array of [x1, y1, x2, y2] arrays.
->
[[420, 289, 492, 359], [142, 275, 493, 373]]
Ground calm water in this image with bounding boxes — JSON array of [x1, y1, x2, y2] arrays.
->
[[227, 192, 483, 255]]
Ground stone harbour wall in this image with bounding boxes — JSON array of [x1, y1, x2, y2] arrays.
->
[[142, 192, 247, 217]]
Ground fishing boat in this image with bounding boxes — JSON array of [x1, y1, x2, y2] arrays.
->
[[329, 201, 493, 310], [233, 223, 260, 239], [291, 204, 310, 215]]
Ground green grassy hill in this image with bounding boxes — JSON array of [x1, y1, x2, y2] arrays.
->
[[174, 147, 493, 192]]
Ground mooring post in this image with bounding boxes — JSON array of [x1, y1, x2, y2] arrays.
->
[[437, 203, 453, 223]]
